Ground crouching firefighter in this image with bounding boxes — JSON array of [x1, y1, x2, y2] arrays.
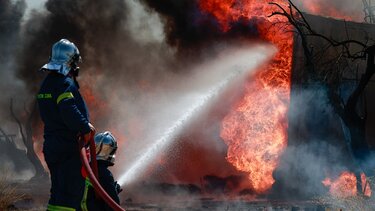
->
[[37, 39, 96, 211], [81, 131, 122, 211]]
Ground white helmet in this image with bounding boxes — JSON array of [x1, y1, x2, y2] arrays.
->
[[94, 131, 118, 165], [41, 39, 81, 76]]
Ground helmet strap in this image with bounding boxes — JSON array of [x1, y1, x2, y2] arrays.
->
[[68, 59, 81, 88], [68, 67, 80, 89]]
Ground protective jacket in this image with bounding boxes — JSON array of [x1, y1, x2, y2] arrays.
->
[[85, 161, 121, 211], [38, 72, 91, 139], [38, 71, 91, 210]]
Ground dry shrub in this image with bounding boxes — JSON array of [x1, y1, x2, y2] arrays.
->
[[0, 172, 25, 210]]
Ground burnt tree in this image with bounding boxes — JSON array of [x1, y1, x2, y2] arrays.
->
[[0, 129, 31, 173], [10, 99, 48, 180], [271, 0, 375, 195]]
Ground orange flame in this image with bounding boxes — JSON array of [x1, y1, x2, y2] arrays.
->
[[322, 172, 357, 197], [199, 0, 293, 193], [323, 172, 372, 197], [361, 173, 372, 197]]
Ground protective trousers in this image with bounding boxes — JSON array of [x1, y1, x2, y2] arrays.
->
[[44, 136, 85, 211]]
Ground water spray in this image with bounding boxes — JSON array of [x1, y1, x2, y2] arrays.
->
[[118, 71, 240, 186], [117, 45, 275, 186]]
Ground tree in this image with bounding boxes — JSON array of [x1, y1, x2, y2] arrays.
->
[[270, 0, 375, 195], [10, 99, 48, 180]]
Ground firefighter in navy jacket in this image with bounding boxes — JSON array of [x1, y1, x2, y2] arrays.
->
[[37, 39, 95, 211], [84, 131, 121, 211]]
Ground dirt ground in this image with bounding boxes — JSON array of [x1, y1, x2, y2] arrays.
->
[[5, 181, 375, 211]]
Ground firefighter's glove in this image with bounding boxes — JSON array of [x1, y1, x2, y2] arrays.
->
[[83, 123, 96, 146]]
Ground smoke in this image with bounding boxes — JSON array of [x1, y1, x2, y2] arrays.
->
[[0, 0, 34, 175], [138, 0, 263, 58], [16, 0, 186, 130], [12, 1, 368, 120], [7, 2, 369, 116], [293, 0, 364, 22], [139, 0, 367, 55], [126, 0, 164, 44], [0, 0, 27, 122], [271, 86, 358, 199], [0, 155, 34, 181], [16, 0, 131, 93], [12, 0, 271, 186]]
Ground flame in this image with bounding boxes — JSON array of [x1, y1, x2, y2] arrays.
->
[[361, 173, 372, 197], [199, 0, 293, 193], [322, 172, 357, 197], [323, 172, 372, 197]]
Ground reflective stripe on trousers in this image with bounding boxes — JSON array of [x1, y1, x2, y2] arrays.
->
[[48, 178, 92, 211], [47, 204, 75, 211], [80, 177, 92, 211]]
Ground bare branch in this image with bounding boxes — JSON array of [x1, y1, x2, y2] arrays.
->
[[10, 99, 26, 148], [287, 0, 313, 31], [269, 0, 368, 61]]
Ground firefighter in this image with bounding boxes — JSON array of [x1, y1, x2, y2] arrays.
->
[[83, 131, 121, 211], [37, 39, 95, 211]]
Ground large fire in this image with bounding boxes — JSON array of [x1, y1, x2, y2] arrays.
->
[[54, 0, 362, 196], [198, 0, 361, 195], [199, 0, 293, 193]]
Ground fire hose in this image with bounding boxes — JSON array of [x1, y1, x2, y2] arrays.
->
[[79, 136, 126, 211]]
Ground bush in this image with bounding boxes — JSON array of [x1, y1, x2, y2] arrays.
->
[[0, 173, 25, 210]]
